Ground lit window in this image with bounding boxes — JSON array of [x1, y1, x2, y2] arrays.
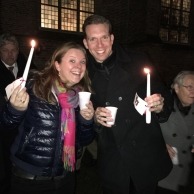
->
[[41, 0, 94, 32], [160, 0, 191, 44]]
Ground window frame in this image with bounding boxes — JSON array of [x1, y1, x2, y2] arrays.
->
[[160, 0, 191, 44], [40, 0, 94, 33]]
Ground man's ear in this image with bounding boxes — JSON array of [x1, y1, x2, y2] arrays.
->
[[83, 39, 88, 49], [110, 34, 114, 43]]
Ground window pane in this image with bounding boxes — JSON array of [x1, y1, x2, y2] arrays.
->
[[61, 9, 77, 31], [62, 0, 77, 9], [41, 0, 58, 6], [182, 12, 189, 27], [161, 7, 170, 25], [180, 30, 188, 43], [41, 0, 94, 32], [79, 12, 93, 32], [161, 0, 170, 6], [41, 5, 58, 29], [160, 0, 190, 44], [172, 0, 181, 9], [160, 28, 169, 41], [170, 10, 179, 26], [169, 30, 178, 42], [183, 0, 190, 11], [80, 0, 94, 12]]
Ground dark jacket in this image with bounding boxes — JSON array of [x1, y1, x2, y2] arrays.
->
[[0, 53, 28, 97], [1, 82, 94, 176], [88, 44, 173, 193], [0, 103, 25, 180], [0, 53, 36, 184]]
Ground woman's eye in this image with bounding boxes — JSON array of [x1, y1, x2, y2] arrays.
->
[[81, 60, 86, 65], [70, 59, 75, 63]]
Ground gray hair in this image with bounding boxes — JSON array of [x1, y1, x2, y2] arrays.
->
[[172, 71, 194, 89], [0, 33, 19, 48]]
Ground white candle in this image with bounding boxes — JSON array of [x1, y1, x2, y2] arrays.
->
[[144, 68, 151, 124], [21, 40, 36, 88]]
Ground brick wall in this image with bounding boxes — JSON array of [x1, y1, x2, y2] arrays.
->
[[0, 0, 82, 69], [95, 0, 194, 85], [1, 0, 194, 85]]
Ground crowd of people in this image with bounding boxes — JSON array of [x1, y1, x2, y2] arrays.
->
[[0, 14, 194, 194]]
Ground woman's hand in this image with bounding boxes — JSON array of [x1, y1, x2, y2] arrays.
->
[[9, 85, 29, 111], [80, 101, 94, 120]]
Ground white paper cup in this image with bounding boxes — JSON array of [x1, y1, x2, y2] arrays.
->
[[172, 147, 179, 165], [78, 92, 91, 110], [106, 106, 118, 125]]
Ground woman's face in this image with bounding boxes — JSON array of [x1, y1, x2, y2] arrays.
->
[[55, 48, 86, 87], [175, 75, 194, 107]]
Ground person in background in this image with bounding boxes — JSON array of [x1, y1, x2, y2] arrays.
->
[[157, 71, 194, 194], [0, 32, 36, 98], [0, 85, 29, 194], [4, 42, 94, 194], [0, 32, 36, 193], [82, 14, 173, 194]]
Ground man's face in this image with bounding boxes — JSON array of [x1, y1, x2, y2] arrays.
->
[[0, 41, 19, 66], [83, 23, 114, 63]]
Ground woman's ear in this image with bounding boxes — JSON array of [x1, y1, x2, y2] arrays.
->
[[174, 83, 179, 94], [55, 61, 60, 71]]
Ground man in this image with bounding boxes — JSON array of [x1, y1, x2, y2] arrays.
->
[[82, 15, 173, 194], [0, 33, 35, 193], [0, 33, 29, 98]]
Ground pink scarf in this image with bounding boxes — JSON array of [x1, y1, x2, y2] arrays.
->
[[53, 80, 79, 171]]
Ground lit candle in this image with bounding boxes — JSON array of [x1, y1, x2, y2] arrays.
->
[[144, 68, 151, 124], [21, 40, 36, 88]]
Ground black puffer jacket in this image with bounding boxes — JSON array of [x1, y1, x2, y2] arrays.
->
[[4, 83, 94, 176]]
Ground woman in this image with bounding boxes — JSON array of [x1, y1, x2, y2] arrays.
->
[[157, 71, 194, 194], [6, 42, 94, 194]]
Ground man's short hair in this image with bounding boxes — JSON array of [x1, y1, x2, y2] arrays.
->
[[82, 14, 112, 37], [0, 33, 19, 49]]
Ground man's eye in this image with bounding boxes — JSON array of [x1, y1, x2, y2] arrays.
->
[[103, 36, 109, 40], [89, 38, 96, 42]]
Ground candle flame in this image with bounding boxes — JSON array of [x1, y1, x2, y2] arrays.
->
[[31, 40, 36, 48], [144, 68, 150, 74]]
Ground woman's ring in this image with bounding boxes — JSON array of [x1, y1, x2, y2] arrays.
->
[[20, 99, 25, 103]]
